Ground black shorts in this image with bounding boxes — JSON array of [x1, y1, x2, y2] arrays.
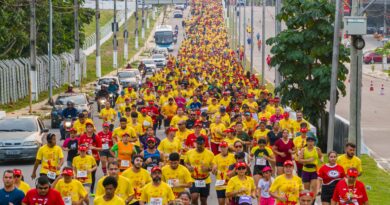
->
[[189, 183, 210, 197], [321, 180, 339, 203], [216, 190, 226, 199], [253, 165, 266, 175], [99, 150, 114, 158], [276, 161, 284, 167]]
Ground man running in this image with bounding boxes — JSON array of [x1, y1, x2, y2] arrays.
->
[[0, 170, 25, 205]]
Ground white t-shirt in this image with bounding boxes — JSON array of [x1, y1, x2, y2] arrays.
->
[[258, 177, 274, 198]]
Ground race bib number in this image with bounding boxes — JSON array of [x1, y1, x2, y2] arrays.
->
[[215, 179, 225, 187], [167, 179, 179, 187], [102, 143, 109, 150], [256, 157, 267, 166], [87, 149, 92, 155], [195, 180, 206, 188], [121, 160, 130, 168], [63, 196, 72, 205], [150, 197, 163, 205], [47, 171, 56, 180], [77, 170, 87, 178]]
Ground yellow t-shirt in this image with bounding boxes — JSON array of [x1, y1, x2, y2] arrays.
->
[[162, 104, 178, 118], [336, 154, 363, 174], [73, 118, 94, 135], [94, 195, 125, 205], [184, 149, 214, 184], [121, 168, 152, 203], [243, 118, 257, 132], [208, 103, 220, 114], [140, 182, 175, 205], [162, 164, 194, 193], [144, 94, 156, 102], [258, 111, 272, 120], [96, 175, 134, 201], [36, 145, 64, 175], [253, 129, 270, 141], [159, 95, 173, 106], [175, 129, 194, 143], [139, 115, 154, 128], [219, 98, 230, 107], [158, 138, 182, 157], [72, 155, 97, 184], [292, 119, 311, 133], [224, 137, 241, 147], [170, 115, 189, 128], [112, 126, 137, 141], [100, 108, 117, 122], [128, 122, 143, 136], [210, 123, 226, 143], [119, 104, 132, 115], [212, 153, 236, 190], [279, 119, 296, 132], [269, 175, 303, 203], [54, 179, 87, 202], [17, 181, 31, 195], [226, 176, 256, 196]]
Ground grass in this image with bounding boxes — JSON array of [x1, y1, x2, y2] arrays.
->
[[84, 10, 114, 37], [84, 10, 159, 84]]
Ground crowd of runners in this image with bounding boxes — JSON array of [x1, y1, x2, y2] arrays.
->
[[0, 0, 370, 205]]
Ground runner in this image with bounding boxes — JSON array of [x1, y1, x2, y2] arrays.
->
[[22, 176, 64, 205], [210, 116, 226, 154], [212, 141, 236, 205], [318, 151, 346, 205], [98, 122, 115, 175], [269, 160, 304, 205], [225, 162, 256, 205], [112, 118, 137, 144], [0, 170, 25, 205], [161, 97, 178, 128], [162, 152, 194, 197], [298, 190, 315, 205], [293, 127, 308, 177], [158, 127, 181, 161], [94, 176, 125, 205], [139, 166, 175, 205], [250, 138, 275, 187], [32, 133, 64, 183], [96, 162, 134, 204], [13, 169, 30, 195], [142, 137, 162, 173], [62, 127, 79, 167], [121, 155, 152, 205], [257, 166, 275, 205], [53, 167, 88, 205], [72, 144, 97, 193], [185, 136, 214, 205], [99, 102, 116, 131], [272, 129, 295, 175], [331, 168, 369, 205], [336, 142, 363, 174]]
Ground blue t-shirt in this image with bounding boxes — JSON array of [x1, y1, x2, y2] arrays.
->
[[0, 188, 25, 205]]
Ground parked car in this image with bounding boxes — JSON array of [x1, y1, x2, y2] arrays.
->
[[144, 67, 156, 79], [174, 4, 186, 10], [94, 76, 121, 95], [51, 93, 93, 128], [0, 115, 49, 161], [141, 59, 158, 71], [152, 54, 167, 68], [173, 10, 183, 18], [117, 70, 139, 88], [363, 51, 390, 64]]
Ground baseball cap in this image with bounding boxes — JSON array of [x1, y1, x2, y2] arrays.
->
[[122, 132, 130, 137], [283, 160, 294, 167], [219, 141, 228, 148], [102, 122, 110, 127], [13, 169, 22, 176], [79, 145, 88, 151], [141, 108, 147, 113], [347, 168, 359, 177], [283, 112, 290, 118], [69, 127, 77, 133], [193, 123, 202, 128], [146, 137, 156, 143], [85, 122, 94, 127], [238, 195, 251, 205], [299, 190, 314, 198], [195, 136, 205, 144], [235, 162, 247, 169], [306, 136, 316, 141], [148, 101, 154, 105], [223, 128, 234, 133], [300, 127, 308, 133], [151, 166, 162, 173], [167, 127, 178, 132], [62, 169, 74, 176], [262, 166, 272, 173], [244, 112, 251, 116]]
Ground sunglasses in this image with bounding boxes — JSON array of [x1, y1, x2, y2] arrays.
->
[[237, 167, 246, 170], [235, 145, 243, 148], [147, 141, 155, 144], [37, 186, 49, 190]]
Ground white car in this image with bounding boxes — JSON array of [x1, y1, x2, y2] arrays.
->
[[94, 76, 121, 94], [117, 71, 139, 88], [152, 47, 169, 57], [173, 10, 183, 18], [141, 59, 158, 71], [174, 4, 186, 10], [152, 54, 167, 68]]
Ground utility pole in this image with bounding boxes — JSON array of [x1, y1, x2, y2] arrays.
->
[[135, 0, 139, 49], [48, 0, 53, 101], [243, 0, 246, 68], [385, 0, 387, 36], [233, 3, 236, 50], [74, 0, 81, 86], [327, 0, 343, 152], [29, 0, 38, 110], [113, 0, 118, 71], [275, 0, 282, 87], [250, 0, 254, 73], [348, 0, 363, 155], [238, 3, 241, 48], [96, 0, 101, 77], [227, 0, 230, 28], [124, 0, 129, 63], [146, 4, 150, 29], [261, 0, 265, 84], [142, 0, 145, 39]]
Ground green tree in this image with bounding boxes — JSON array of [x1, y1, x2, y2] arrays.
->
[[0, 0, 94, 59], [266, 0, 349, 140]]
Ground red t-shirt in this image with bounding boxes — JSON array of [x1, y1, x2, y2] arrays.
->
[[318, 164, 346, 185], [332, 179, 368, 205], [185, 133, 210, 149], [97, 131, 114, 147], [274, 138, 294, 163], [79, 133, 102, 160], [22, 188, 64, 205]]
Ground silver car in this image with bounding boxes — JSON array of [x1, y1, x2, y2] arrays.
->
[[0, 116, 49, 161]]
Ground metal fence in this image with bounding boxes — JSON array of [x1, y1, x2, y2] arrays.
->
[[0, 51, 86, 105], [82, 10, 126, 51]]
